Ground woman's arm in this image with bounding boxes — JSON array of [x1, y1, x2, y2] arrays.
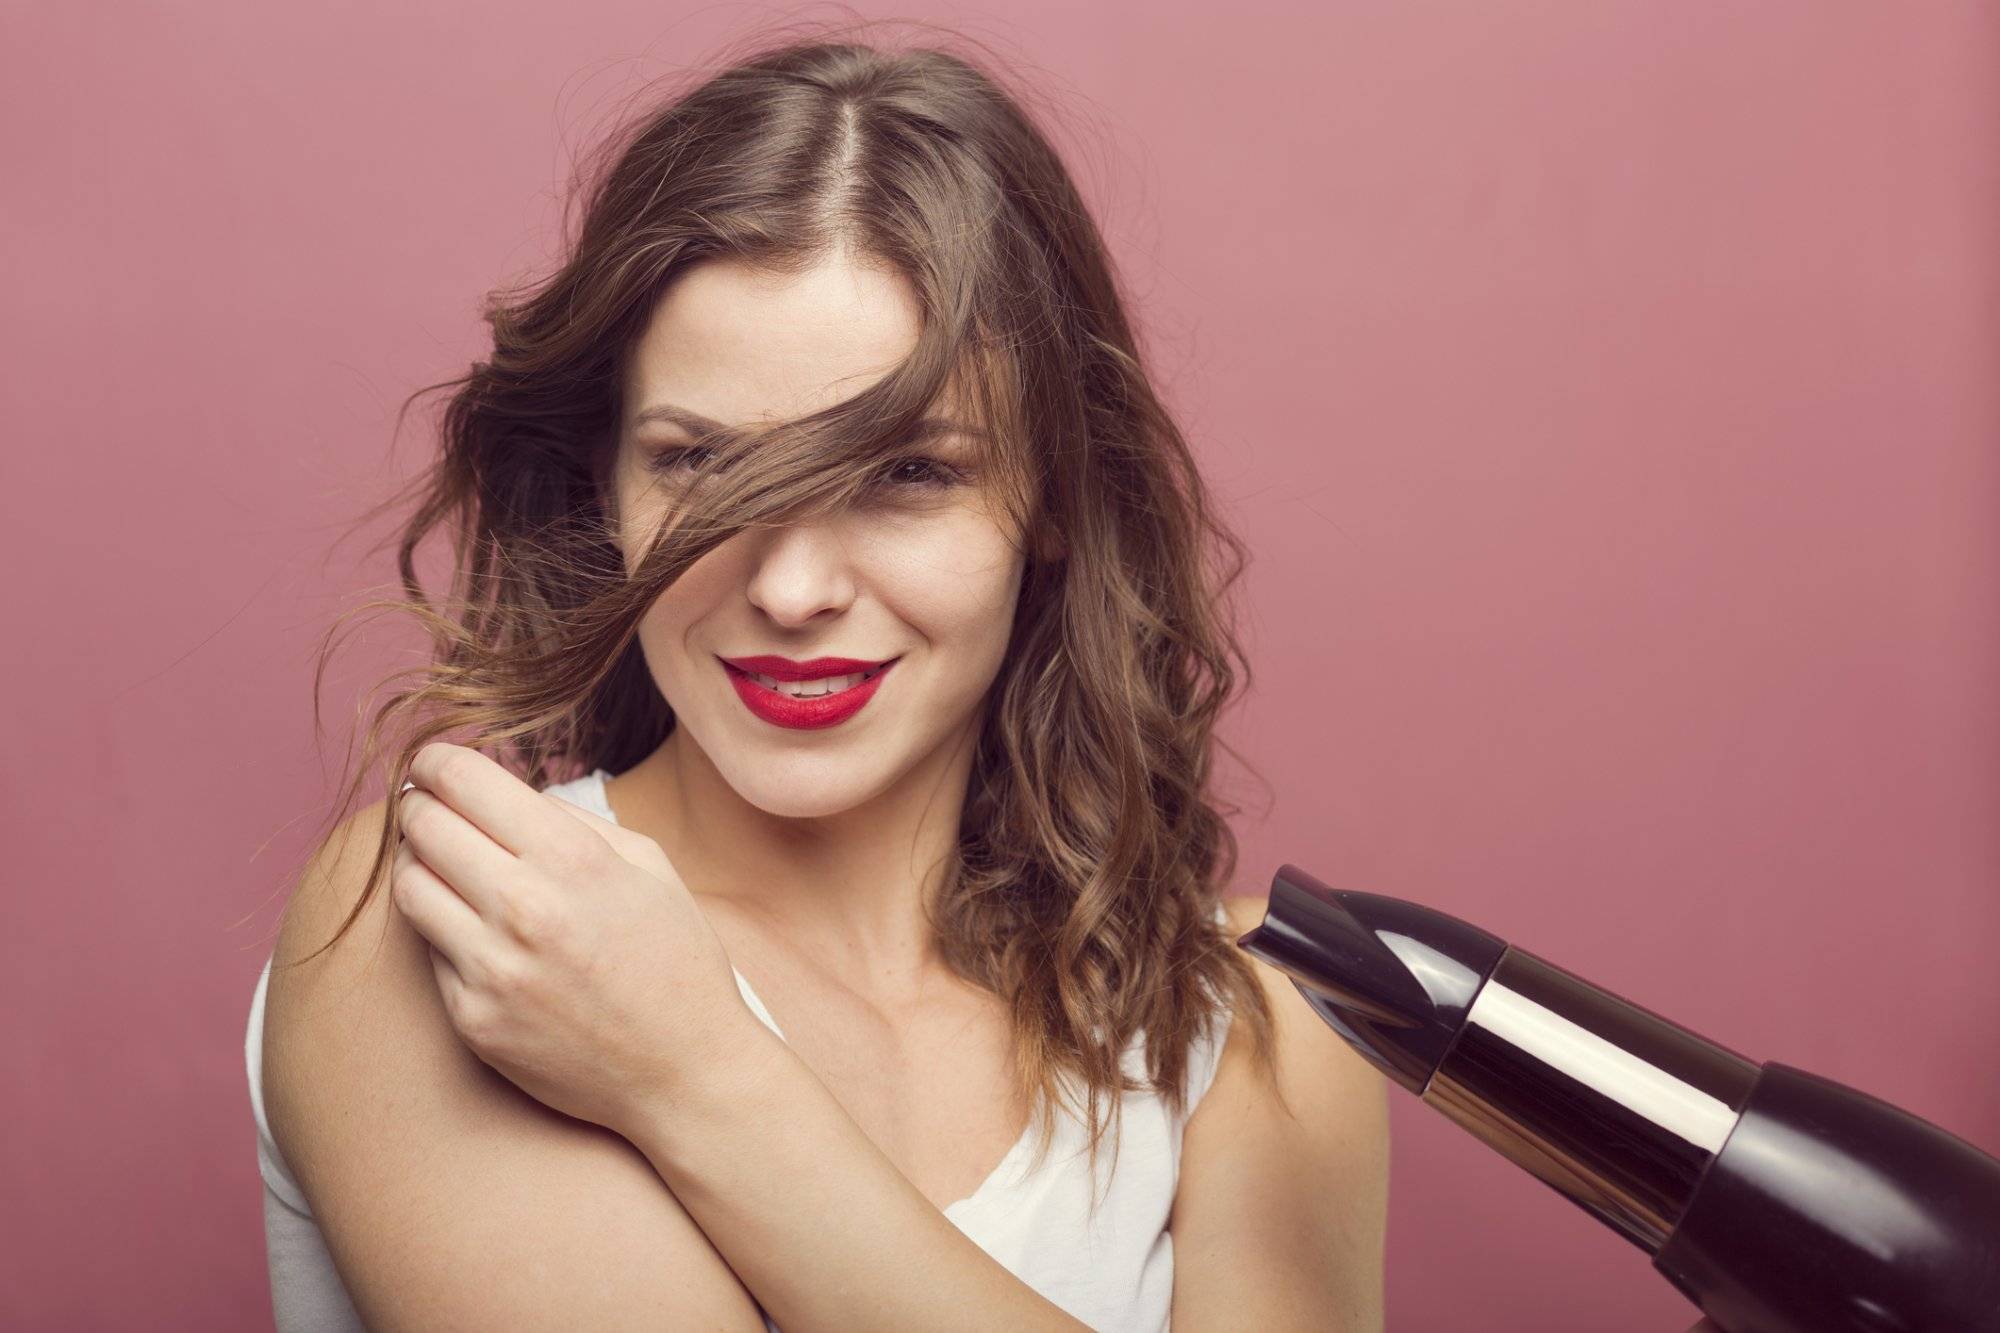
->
[[1168, 892, 1392, 1331], [626, 1011, 1092, 1332], [262, 798, 772, 1330], [378, 745, 1083, 1329]]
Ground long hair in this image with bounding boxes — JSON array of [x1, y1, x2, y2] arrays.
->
[[283, 20, 1282, 1210]]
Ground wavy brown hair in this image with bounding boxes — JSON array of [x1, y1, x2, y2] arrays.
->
[[279, 19, 1282, 1214]]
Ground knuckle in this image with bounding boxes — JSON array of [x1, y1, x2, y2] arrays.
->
[[478, 949, 523, 998], [634, 837, 674, 880], [547, 828, 610, 880], [438, 975, 471, 1024], [433, 745, 479, 792], [401, 794, 438, 838], [502, 892, 558, 945], [453, 993, 493, 1043], [389, 850, 421, 902], [411, 741, 448, 782]]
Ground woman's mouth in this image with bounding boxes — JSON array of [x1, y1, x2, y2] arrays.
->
[[719, 657, 899, 730]]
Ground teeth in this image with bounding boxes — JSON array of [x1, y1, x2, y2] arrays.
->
[[747, 665, 882, 698]]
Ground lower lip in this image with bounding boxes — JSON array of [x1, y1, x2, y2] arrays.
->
[[721, 659, 898, 730]]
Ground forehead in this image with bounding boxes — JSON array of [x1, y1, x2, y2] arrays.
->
[[624, 255, 971, 430]]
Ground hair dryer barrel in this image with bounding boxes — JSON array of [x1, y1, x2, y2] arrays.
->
[[1235, 864, 2000, 1332]]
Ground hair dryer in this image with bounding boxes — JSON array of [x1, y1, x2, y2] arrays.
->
[[1232, 863, 2000, 1332]]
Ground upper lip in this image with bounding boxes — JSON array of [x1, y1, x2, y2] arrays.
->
[[719, 654, 898, 682]]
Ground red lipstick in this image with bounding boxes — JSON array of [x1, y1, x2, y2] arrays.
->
[[717, 654, 899, 730]]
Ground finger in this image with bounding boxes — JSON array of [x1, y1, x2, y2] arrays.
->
[[390, 837, 488, 977], [395, 785, 518, 920], [544, 795, 678, 881], [406, 743, 578, 863], [544, 795, 639, 852], [547, 796, 618, 837], [425, 944, 468, 1023]]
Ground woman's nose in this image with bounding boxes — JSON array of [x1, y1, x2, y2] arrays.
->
[[741, 522, 858, 625]]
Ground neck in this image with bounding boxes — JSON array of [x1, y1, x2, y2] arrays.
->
[[613, 721, 979, 989]]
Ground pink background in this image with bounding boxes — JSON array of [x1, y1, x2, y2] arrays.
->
[[5, 3, 1995, 1328]]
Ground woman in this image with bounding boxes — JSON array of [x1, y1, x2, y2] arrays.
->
[[246, 25, 1391, 1331]]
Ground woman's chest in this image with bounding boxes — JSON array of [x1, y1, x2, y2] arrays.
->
[[709, 919, 1032, 1213]]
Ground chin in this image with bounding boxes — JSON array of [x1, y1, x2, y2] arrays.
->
[[743, 786, 882, 822], [722, 757, 892, 821]]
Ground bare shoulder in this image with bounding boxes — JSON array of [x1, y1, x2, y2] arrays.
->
[[1170, 890, 1391, 1332], [259, 796, 768, 1330], [1217, 892, 1268, 946]]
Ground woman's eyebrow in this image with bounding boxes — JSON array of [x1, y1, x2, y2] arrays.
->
[[626, 402, 985, 444]]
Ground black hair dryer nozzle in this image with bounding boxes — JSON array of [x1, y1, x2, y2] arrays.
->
[[1233, 863, 2000, 1333]]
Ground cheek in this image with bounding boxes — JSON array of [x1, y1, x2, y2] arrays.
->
[[872, 517, 1025, 653], [613, 484, 651, 579], [633, 595, 690, 703], [613, 464, 695, 575], [633, 546, 739, 690]]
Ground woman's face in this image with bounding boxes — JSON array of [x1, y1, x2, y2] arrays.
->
[[609, 252, 1026, 820]]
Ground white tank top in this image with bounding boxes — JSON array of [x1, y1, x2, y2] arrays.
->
[[245, 769, 1233, 1331]]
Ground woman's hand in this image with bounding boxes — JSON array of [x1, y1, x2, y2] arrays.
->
[[389, 742, 752, 1138]]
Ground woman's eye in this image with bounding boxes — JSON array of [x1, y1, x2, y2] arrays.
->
[[645, 444, 714, 475], [647, 446, 962, 492], [874, 457, 963, 490], [652, 446, 964, 488]]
